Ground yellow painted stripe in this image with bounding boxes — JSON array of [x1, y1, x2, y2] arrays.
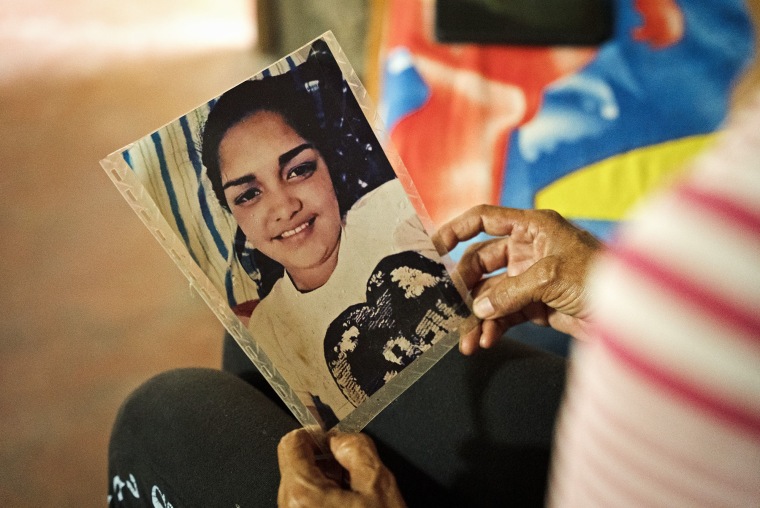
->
[[535, 134, 716, 220]]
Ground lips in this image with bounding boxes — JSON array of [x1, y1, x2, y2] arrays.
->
[[275, 216, 315, 240]]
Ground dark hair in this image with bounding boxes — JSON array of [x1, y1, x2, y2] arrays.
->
[[201, 40, 396, 298], [201, 72, 354, 215]]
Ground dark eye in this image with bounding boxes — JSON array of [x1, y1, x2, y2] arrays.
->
[[287, 161, 317, 180], [234, 187, 261, 206]]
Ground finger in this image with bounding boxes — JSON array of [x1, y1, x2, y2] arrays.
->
[[329, 433, 392, 496], [277, 429, 322, 479], [456, 237, 510, 289], [460, 320, 482, 355], [479, 314, 525, 349], [435, 205, 528, 253], [277, 430, 338, 507], [471, 257, 557, 320], [470, 271, 505, 297], [479, 318, 507, 349]]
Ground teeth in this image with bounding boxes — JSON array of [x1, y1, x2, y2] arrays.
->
[[280, 220, 311, 238]]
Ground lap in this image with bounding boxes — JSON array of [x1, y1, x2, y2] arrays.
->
[[367, 338, 566, 507], [109, 336, 566, 507]]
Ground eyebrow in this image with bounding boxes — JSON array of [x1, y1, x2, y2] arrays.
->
[[278, 143, 314, 167], [222, 143, 315, 190], [222, 173, 255, 190]]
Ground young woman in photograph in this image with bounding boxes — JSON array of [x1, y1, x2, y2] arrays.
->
[[201, 47, 466, 425]]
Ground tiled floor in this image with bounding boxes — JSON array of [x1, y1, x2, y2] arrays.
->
[[0, 29, 274, 508]]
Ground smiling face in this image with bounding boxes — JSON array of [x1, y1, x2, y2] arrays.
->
[[219, 111, 342, 291]]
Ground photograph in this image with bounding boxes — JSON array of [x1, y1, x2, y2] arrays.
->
[[103, 34, 469, 430]]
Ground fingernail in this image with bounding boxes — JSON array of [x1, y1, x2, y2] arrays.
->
[[473, 297, 494, 318]]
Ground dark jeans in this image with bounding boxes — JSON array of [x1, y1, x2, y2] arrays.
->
[[108, 336, 566, 507]]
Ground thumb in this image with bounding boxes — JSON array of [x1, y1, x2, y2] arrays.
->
[[472, 257, 555, 319], [329, 433, 389, 495]]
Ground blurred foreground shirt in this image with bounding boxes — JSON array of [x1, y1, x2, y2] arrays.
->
[[548, 90, 760, 506]]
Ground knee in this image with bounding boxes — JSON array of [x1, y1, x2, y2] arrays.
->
[[109, 366, 297, 458], [114, 368, 220, 422], [109, 368, 230, 453]]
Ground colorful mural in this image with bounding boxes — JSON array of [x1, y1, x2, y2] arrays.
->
[[381, 0, 753, 241]]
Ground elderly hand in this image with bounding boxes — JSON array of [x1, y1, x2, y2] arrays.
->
[[277, 429, 406, 508], [434, 206, 601, 354]]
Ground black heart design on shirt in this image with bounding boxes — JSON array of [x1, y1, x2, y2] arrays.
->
[[324, 251, 467, 407]]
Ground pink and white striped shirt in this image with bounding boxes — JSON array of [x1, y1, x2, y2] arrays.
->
[[548, 94, 760, 506]]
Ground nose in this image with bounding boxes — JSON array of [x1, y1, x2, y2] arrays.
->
[[268, 186, 302, 222]]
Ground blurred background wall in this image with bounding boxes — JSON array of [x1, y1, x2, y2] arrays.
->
[[0, 0, 373, 505], [256, 0, 371, 77]]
